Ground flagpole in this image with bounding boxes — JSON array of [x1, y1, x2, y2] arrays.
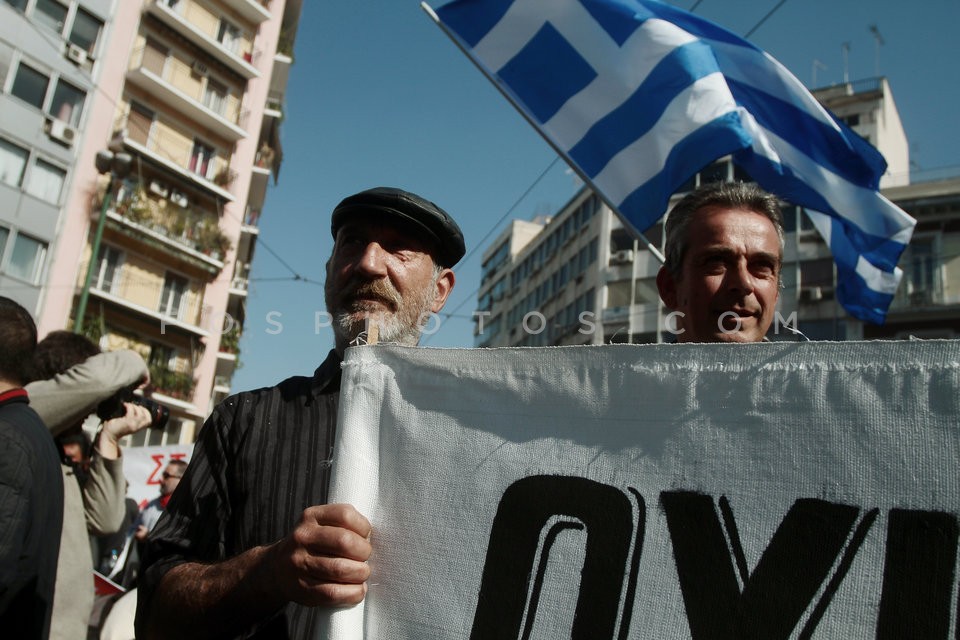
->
[[420, 2, 666, 264]]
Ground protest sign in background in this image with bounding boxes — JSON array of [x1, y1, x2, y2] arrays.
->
[[323, 341, 960, 639], [121, 444, 192, 509]]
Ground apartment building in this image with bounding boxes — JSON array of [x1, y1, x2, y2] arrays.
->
[[476, 78, 960, 347], [1, 0, 302, 446], [1, 0, 110, 315]]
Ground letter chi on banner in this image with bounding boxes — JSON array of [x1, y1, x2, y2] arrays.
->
[[318, 341, 960, 640]]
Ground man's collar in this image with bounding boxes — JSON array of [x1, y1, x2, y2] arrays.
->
[[313, 350, 343, 393], [0, 388, 29, 407]]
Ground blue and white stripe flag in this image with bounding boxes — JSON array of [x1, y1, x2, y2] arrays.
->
[[428, 0, 916, 324]]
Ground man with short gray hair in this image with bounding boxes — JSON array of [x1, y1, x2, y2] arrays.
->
[[656, 181, 785, 343]]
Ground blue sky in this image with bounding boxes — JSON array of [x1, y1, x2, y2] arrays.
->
[[232, 0, 960, 390]]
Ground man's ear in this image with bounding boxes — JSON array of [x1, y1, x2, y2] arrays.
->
[[656, 266, 678, 309], [431, 268, 456, 313]]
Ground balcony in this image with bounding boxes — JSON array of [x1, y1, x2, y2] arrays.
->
[[146, 0, 261, 80], [104, 188, 231, 272], [213, 375, 231, 395], [264, 93, 283, 120], [121, 135, 235, 202], [222, 0, 271, 25], [87, 286, 210, 338], [126, 51, 248, 142], [242, 205, 261, 232], [889, 282, 952, 312], [253, 143, 279, 183], [148, 363, 196, 403]]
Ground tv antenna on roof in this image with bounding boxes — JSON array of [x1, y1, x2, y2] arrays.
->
[[869, 24, 885, 78], [841, 42, 850, 84], [812, 59, 827, 87]]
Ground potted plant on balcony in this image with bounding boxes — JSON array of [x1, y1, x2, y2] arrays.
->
[[213, 167, 237, 187], [126, 186, 152, 225], [219, 328, 241, 355], [196, 218, 232, 261], [148, 363, 195, 401]]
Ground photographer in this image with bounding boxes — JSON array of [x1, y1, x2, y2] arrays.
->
[[26, 331, 153, 640]]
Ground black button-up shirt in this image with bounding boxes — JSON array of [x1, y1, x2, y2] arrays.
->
[[137, 351, 342, 638]]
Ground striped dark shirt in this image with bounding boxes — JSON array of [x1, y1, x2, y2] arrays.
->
[[137, 351, 342, 638]]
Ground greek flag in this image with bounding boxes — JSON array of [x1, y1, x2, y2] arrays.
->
[[427, 0, 916, 324]]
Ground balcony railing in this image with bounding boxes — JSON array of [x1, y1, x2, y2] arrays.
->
[[114, 119, 235, 202], [148, 363, 196, 401], [889, 282, 949, 311], [218, 328, 241, 354], [146, 0, 261, 79], [108, 188, 232, 262], [243, 206, 261, 227], [126, 47, 248, 142]]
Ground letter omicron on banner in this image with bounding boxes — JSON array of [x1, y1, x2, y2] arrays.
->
[[471, 475, 960, 639]]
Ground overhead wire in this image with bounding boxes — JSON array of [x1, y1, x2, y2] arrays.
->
[[421, 156, 563, 344]]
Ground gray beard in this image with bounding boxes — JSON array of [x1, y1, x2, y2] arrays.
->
[[329, 280, 437, 348], [331, 309, 426, 347]]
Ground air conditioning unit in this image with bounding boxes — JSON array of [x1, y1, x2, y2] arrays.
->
[[909, 289, 933, 306], [44, 118, 76, 147], [610, 249, 634, 265], [65, 43, 88, 66], [149, 180, 169, 198], [799, 286, 824, 303], [191, 60, 208, 76], [169, 190, 189, 208]]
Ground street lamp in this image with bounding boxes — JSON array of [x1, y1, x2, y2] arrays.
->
[[74, 148, 132, 334]]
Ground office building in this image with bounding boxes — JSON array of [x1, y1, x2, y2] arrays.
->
[[475, 78, 960, 346]]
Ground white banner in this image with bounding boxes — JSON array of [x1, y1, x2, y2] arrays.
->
[[324, 341, 960, 639], [121, 444, 192, 509]]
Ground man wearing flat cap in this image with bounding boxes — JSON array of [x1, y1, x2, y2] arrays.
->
[[136, 187, 464, 639]]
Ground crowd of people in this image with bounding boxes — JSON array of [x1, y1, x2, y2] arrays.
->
[[1, 181, 785, 639]]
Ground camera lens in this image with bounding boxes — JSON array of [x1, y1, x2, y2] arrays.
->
[[132, 397, 170, 430]]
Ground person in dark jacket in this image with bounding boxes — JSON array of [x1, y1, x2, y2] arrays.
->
[[0, 297, 64, 639]]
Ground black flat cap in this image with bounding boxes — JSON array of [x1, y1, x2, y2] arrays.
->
[[331, 187, 466, 267]]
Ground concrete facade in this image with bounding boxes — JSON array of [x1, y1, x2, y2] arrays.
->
[[1, 0, 302, 446], [475, 78, 959, 347]]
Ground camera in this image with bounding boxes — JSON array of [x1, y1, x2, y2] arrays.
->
[[97, 389, 170, 430]]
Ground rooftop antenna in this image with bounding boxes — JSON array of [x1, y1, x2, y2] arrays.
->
[[841, 42, 850, 84], [812, 59, 827, 87], [868, 24, 884, 78]]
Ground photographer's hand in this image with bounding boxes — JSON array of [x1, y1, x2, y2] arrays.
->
[[98, 402, 152, 460]]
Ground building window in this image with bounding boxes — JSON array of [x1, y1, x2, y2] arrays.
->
[[189, 140, 215, 179], [217, 19, 242, 54], [698, 160, 730, 185], [127, 102, 154, 147], [33, 0, 68, 34], [68, 9, 103, 56], [203, 79, 228, 116], [95, 246, 123, 293], [6, 233, 47, 283], [10, 63, 49, 109], [0, 138, 28, 188], [50, 78, 85, 127], [3, 0, 28, 12], [159, 273, 188, 318], [25, 158, 66, 204], [908, 236, 939, 301], [0, 226, 8, 263], [781, 205, 799, 234], [9, 63, 85, 125], [148, 342, 175, 371], [142, 37, 168, 76]]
